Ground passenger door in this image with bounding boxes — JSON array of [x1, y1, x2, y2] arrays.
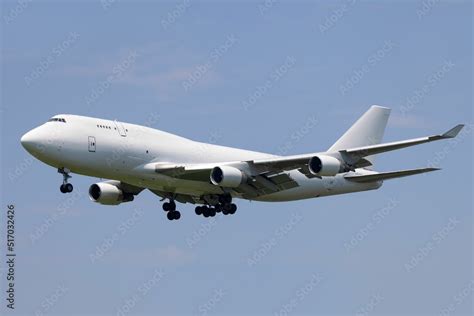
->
[[114, 120, 127, 137], [88, 136, 96, 152]]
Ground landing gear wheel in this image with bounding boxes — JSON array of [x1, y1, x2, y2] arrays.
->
[[163, 202, 172, 212], [65, 183, 73, 193], [169, 200, 176, 210], [167, 211, 181, 220], [58, 168, 72, 194], [229, 203, 237, 214], [163, 200, 176, 212], [195, 206, 203, 215], [209, 208, 216, 217], [202, 207, 210, 218], [215, 204, 223, 213]]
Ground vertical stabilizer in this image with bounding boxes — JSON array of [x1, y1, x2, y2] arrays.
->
[[328, 105, 391, 165]]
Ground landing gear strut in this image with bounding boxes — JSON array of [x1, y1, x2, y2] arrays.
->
[[58, 168, 73, 193], [162, 199, 181, 220]]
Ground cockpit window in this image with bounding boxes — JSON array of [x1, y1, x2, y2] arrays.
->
[[48, 118, 66, 123]]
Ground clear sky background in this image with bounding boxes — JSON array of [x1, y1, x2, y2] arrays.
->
[[1, 1, 472, 315]]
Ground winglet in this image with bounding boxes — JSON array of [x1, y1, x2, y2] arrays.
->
[[442, 124, 465, 138]]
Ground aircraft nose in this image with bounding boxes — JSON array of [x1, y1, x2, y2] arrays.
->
[[20, 128, 41, 153]]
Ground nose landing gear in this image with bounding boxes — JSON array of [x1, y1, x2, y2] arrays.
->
[[58, 168, 73, 193]]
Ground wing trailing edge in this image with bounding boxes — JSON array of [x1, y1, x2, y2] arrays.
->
[[344, 167, 440, 183]]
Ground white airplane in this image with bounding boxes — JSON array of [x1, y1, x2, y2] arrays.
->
[[20, 105, 463, 221]]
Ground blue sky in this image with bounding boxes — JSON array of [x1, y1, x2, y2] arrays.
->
[[1, 1, 472, 315]]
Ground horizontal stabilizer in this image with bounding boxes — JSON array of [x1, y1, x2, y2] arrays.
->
[[344, 167, 440, 183]]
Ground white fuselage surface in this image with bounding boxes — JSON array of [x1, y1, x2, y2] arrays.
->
[[21, 114, 380, 202]]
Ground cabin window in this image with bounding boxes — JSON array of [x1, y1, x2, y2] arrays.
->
[[48, 118, 66, 123], [96, 123, 114, 130]]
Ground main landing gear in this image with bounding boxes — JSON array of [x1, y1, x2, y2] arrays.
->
[[58, 168, 73, 193], [194, 194, 237, 218], [161, 195, 236, 221], [162, 199, 181, 221]]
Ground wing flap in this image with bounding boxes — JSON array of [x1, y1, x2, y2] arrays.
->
[[245, 173, 299, 195], [151, 163, 213, 181], [344, 167, 440, 183], [266, 173, 299, 190], [142, 162, 299, 196], [251, 154, 311, 173]]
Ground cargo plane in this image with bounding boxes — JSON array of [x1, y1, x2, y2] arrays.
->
[[20, 105, 464, 220]]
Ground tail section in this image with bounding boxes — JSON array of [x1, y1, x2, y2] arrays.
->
[[328, 105, 391, 165]]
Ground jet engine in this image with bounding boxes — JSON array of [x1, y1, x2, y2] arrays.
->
[[308, 155, 342, 176], [210, 166, 246, 188], [89, 182, 134, 205]]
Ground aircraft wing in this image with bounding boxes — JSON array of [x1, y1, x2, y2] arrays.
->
[[151, 156, 318, 181], [243, 124, 465, 175], [137, 124, 463, 196], [340, 124, 464, 165], [344, 167, 440, 183], [140, 162, 300, 197]]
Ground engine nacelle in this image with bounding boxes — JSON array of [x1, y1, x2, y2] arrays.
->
[[210, 166, 246, 188], [308, 155, 342, 176], [89, 182, 134, 205]]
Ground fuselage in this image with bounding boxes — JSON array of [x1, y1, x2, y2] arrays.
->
[[20, 114, 381, 202]]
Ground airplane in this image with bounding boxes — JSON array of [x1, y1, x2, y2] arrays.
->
[[20, 105, 464, 221]]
